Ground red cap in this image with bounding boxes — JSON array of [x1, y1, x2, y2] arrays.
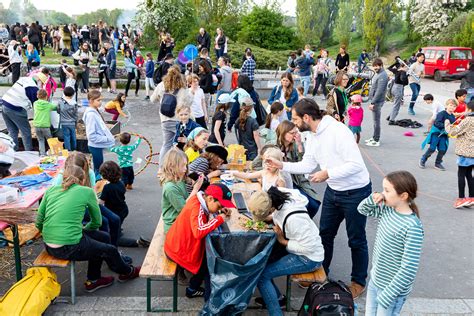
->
[[205, 184, 236, 209]]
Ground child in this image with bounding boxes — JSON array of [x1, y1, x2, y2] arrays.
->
[[33, 89, 57, 156], [446, 100, 474, 208], [187, 145, 228, 192], [230, 147, 292, 190], [63, 67, 77, 101], [135, 51, 145, 68], [234, 97, 261, 160], [0, 132, 15, 178], [40, 68, 57, 102], [184, 127, 210, 163], [423, 94, 444, 135], [296, 86, 304, 100], [159, 148, 203, 233], [173, 104, 201, 151], [83, 90, 115, 177], [58, 87, 78, 151], [347, 94, 364, 144], [420, 99, 457, 171], [209, 94, 233, 146], [99, 161, 129, 224], [358, 170, 423, 314], [105, 93, 128, 121], [110, 132, 141, 190], [454, 89, 467, 121], [164, 183, 234, 299], [59, 59, 68, 89], [144, 52, 155, 100], [260, 102, 284, 145], [188, 74, 208, 128]]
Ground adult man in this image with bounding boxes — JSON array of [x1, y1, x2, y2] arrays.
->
[[286, 52, 297, 73], [241, 51, 256, 83], [105, 42, 117, 93], [266, 98, 372, 299], [366, 58, 388, 147], [197, 28, 211, 52], [8, 40, 22, 84], [408, 53, 425, 115], [1, 75, 43, 151], [357, 49, 370, 72], [192, 48, 212, 74], [80, 25, 90, 43], [90, 24, 99, 53], [296, 49, 314, 96], [153, 53, 174, 85]]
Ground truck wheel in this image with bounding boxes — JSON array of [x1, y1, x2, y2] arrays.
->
[[434, 71, 443, 82]]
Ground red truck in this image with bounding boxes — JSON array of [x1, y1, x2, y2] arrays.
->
[[421, 46, 473, 81]]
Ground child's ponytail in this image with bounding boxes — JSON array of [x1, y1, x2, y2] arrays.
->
[[265, 102, 284, 129], [62, 165, 86, 191], [385, 170, 420, 218], [239, 106, 251, 130]]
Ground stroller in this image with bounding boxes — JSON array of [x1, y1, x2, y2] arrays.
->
[[345, 71, 374, 102]]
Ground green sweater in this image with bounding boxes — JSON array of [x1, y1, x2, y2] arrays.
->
[[162, 181, 188, 233], [36, 184, 102, 245], [358, 195, 424, 308], [110, 138, 141, 168], [33, 99, 57, 128]]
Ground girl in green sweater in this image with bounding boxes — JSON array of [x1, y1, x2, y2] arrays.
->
[[36, 165, 140, 293]]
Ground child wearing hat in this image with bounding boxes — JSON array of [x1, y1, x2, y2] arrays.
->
[[164, 183, 234, 300], [209, 93, 234, 146], [187, 145, 228, 192], [184, 127, 210, 163], [173, 104, 201, 151]]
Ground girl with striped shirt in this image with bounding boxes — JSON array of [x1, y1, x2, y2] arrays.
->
[[358, 171, 424, 315]]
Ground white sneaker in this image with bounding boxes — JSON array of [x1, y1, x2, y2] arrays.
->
[[366, 140, 380, 147], [364, 138, 374, 143]]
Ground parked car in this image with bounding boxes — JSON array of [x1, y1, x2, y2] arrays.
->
[[422, 46, 473, 81]]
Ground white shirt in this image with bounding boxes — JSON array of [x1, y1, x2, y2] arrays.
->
[[431, 101, 444, 120], [408, 62, 424, 84], [282, 115, 370, 191], [189, 87, 205, 118], [8, 44, 22, 64]]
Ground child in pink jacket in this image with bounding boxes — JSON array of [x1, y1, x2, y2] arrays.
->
[[348, 94, 364, 144]]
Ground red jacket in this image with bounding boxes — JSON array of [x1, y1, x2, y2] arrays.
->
[[164, 195, 224, 274]]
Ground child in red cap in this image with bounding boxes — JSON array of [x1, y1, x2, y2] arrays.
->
[[164, 183, 235, 300]]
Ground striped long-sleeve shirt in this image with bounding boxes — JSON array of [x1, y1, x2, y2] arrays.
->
[[358, 195, 424, 308]]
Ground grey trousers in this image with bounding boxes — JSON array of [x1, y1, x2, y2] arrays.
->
[[2, 106, 33, 151], [159, 120, 178, 166], [389, 83, 404, 121], [35, 127, 52, 155], [372, 102, 384, 142]]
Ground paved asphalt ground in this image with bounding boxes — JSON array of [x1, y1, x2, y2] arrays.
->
[[0, 77, 473, 315]]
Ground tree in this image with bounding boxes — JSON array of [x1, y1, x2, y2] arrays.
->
[[296, 0, 328, 45], [45, 12, 73, 25], [0, 8, 18, 25], [238, 5, 297, 50], [363, 0, 396, 56], [76, 9, 123, 26], [333, 1, 353, 47], [134, 0, 195, 32], [454, 12, 474, 48]]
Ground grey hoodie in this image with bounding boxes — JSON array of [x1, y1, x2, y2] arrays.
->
[[219, 65, 232, 92], [58, 97, 78, 125], [83, 107, 115, 148]]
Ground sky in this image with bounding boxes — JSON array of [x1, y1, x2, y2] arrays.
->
[[0, 0, 297, 17]]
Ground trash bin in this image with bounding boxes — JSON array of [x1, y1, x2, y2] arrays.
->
[[201, 232, 276, 316]]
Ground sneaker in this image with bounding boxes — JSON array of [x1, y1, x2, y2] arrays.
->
[[434, 163, 446, 171], [468, 198, 474, 207], [408, 108, 416, 115], [454, 198, 470, 209], [118, 266, 141, 283], [364, 138, 374, 143], [119, 251, 133, 265], [254, 295, 287, 309], [84, 276, 114, 293], [366, 140, 380, 147], [348, 281, 366, 299], [419, 158, 426, 169], [144, 96, 150, 100], [385, 115, 390, 121], [138, 236, 151, 248], [388, 120, 397, 126], [126, 184, 133, 190], [185, 286, 205, 298]]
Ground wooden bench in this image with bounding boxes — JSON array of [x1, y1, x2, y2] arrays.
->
[[286, 266, 327, 311], [33, 249, 76, 304], [139, 219, 178, 313]]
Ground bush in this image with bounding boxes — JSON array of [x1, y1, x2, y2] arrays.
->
[[454, 12, 474, 48], [227, 40, 291, 70], [438, 12, 470, 45]]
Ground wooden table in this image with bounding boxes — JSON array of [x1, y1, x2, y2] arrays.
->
[[226, 182, 261, 232]]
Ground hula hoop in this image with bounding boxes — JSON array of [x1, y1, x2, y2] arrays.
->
[[145, 152, 160, 165], [113, 132, 159, 176]]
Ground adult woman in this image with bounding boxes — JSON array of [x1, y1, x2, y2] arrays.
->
[[25, 43, 40, 72], [72, 42, 93, 93], [335, 45, 350, 72], [214, 28, 226, 59], [124, 49, 140, 97], [71, 25, 80, 52], [97, 47, 110, 91], [276, 120, 320, 218], [312, 49, 331, 97], [198, 59, 213, 116], [61, 25, 72, 51], [151, 66, 191, 165], [326, 71, 350, 122], [158, 32, 175, 62], [268, 72, 298, 120], [27, 22, 41, 52]]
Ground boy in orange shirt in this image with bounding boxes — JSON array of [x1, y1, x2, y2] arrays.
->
[[164, 183, 235, 300]]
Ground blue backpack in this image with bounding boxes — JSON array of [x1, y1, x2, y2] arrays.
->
[[160, 90, 178, 118]]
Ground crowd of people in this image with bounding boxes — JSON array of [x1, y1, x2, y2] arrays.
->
[[0, 19, 473, 315]]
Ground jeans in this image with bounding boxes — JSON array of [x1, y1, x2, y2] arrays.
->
[[88, 146, 104, 178], [105, 108, 120, 121], [159, 120, 178, 166], [83, 205, 121, 246], [257, 253, 321, 316], [62, 124, 77, 151], [409, 83, 420, 111], [145, 77, 155, 96], [421, 134, 448, 164], [313, 74, 329, 97], [365, 279, 408, 316], [35, 127, 52, 155], [91, 39, 99, 53], [2, 106, 33, 151], [45, 230, 131, 281], [72, 38, 79, 52], [466, 88, 474, 103], [81, 69, 90, 91], [188, 255, 211, 301], [121, 166, 134, 186], [320, 182, 372, 286], [372, 102, 384, 142], [215, 47, 224, 59], [389, 83, 404, 121], [114, 38, 119, 52], [296, 185, 321, 218], [125, 72, 140, 96], [300, 75, 311, 96]]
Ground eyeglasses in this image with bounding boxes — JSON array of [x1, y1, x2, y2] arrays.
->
[[342, 78, 349, 81]]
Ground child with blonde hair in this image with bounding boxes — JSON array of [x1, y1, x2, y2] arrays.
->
[[173, 103, 200, 150]]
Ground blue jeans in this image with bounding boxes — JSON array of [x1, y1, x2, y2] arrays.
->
[[84, 205, 121, 246], [258, 253, 321, 316], [409, 83, 420, 110], [466, 88, 474, 103], [2, 106, 33, 151], [320, 182, 372, 286], [300, 75, 311, 96], [296, 186, 321, 218], [365, 279, 408, 316], [62, 124, 77, 151], [88, 146, 104, 179]]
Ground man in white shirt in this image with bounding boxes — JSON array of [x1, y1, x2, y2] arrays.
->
[[8, 40, 22, 84], [265, 98, 372, 299], [408, 53, 425, 115]]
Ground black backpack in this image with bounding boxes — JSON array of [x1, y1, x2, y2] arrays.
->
[[298, 280, 354, 316], [61, 48, 69, 57], [160, 90, 178, 118]]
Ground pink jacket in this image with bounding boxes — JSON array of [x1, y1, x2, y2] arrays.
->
[[348, 105, 363, 127]]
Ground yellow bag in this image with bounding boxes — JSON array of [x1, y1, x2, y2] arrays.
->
[[0, 267, 61, 316]]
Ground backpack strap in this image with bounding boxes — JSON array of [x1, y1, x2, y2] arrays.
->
[[282, 210, 308, 240]]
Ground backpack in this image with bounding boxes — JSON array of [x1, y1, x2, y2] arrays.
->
[[160, 89, 178, 118], [298, 280, 354, 316], [153, 62, 164, 85], [61, 48, 69, 57]]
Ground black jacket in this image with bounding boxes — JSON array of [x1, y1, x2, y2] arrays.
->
[[388, 62, 409, 86], [199, 72, 213, 94], [450, 69, 474, 90], [197, 32, 211, 51]]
